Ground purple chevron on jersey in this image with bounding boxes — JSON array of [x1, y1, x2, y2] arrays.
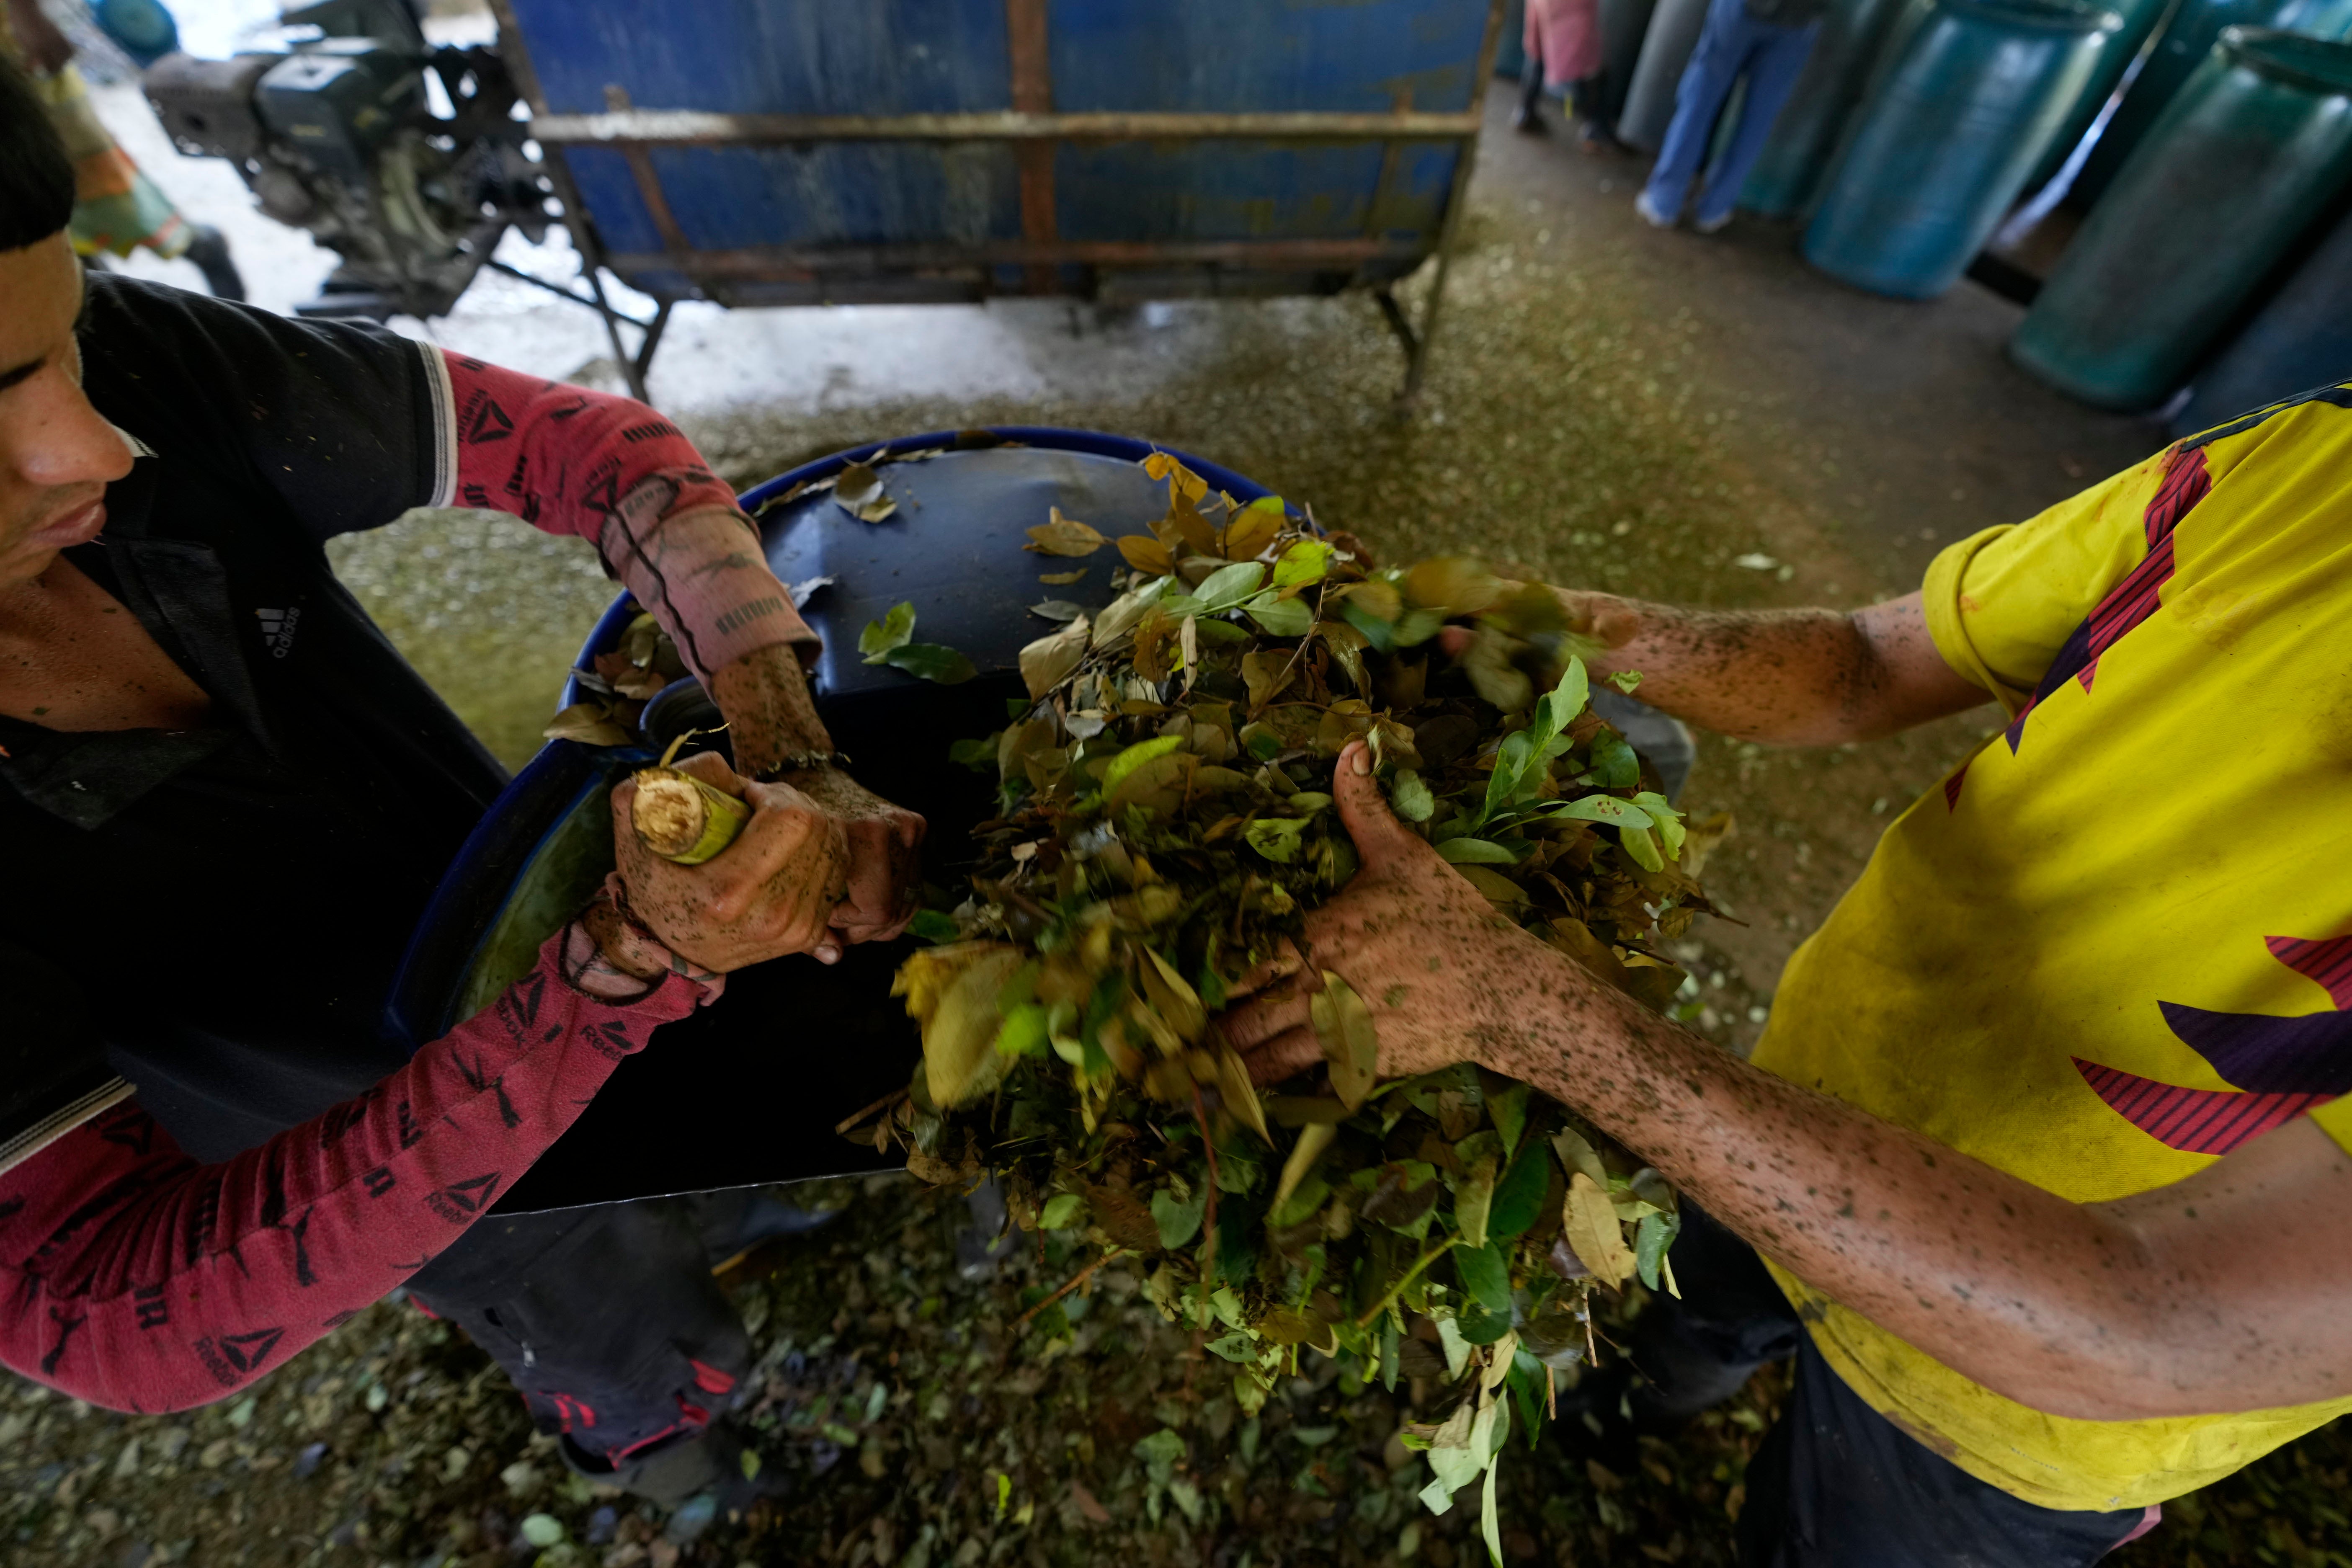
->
[[2075, 930, 2352, 1154], [2005, 446, 2209, 754]]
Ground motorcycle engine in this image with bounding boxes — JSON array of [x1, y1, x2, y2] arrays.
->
[[142, 0, 552, 320]]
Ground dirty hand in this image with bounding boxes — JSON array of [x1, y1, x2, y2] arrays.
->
[[611, 750, 852, 971], [1217, 740, 1584, 1085], [708, 644, 927, 958], [781, 764, 927, 953]]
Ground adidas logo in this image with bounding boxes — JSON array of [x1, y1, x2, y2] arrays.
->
[[255, 606, 302, 660]]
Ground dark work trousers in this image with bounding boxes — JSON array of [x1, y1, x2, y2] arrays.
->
[[407, 1197, 751, 1465], [1627, 1207, 2159, 1567]]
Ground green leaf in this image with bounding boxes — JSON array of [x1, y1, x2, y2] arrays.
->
[[1635, 1209, 1681, 1291], [1436, 837, 1517, 866], [1550, 794, 1650, 829], [1152, 1184, 1207, 1249], [1481, 1445, 1506, 1568], [1608, 669, 1644, 693], [993, 1001, 1051, 1058], [882, 642, 978, 684], [1618, 823, 1663, 871], [1244, 815, 1310, 864], [1103, 734, 1186, 796], [1485, 1142, 1552, 1242], [519, 1515, 565, 1549], [1584, 730, 1640, 788], [1242, 591, 1313, 637], [858, 601, 916, 662], [1489, 1084, 1528, 1155], [1455, 1162, 1498, 1254], [909, 909, 960, 944], [1205, 1331, 1256, 1363], [1455, 1240, 1513, 1314], [1039, 1191, 1085, 1230], [1195, 561, 1268, 609], [1632, 790, 1687, 856], [1390, 770, 1435, 822], [1391, 607, 1447, 647], [947, 735, 997, 771], [1271, 539, 1336, 591], [1341, 600, 1398, 652], [1480, 731, 1532, 825]]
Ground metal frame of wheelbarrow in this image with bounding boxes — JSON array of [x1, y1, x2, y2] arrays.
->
[[482, 0, 1508, 411]]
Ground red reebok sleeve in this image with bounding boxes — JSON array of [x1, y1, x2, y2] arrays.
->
[[0, 929, 701, 1414], [430, 352, 818, 680]]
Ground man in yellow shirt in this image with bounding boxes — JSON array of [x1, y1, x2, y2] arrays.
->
[[1225, 379, 2352, 1563]]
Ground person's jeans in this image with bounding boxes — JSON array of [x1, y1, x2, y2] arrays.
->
[[408, 1197, 751, 1464], [1621, 1207, 2162, 1566], [1641, 0, 1821, 225]]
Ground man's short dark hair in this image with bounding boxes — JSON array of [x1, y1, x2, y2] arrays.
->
[[0, 57, 75, 251]]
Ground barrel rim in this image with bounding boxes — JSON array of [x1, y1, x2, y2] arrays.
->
[[1939, 0, 2124, 35], [560, 427, 1286, 712], [2218, 26, 2352, 95]]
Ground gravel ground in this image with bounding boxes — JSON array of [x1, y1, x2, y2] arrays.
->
[[20, 167, 2341, 1565]]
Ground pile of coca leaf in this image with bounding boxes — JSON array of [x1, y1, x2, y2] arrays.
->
[[854, 453, 1727, 1560]]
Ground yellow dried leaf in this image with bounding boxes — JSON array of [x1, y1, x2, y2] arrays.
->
[[1117, 534, 1177, 575], [1563, 1173, 1638, 1288], [1310, 971, 1379, 1110], [1216, 1044, 1272, 1145], [1220, 502, 1283, 562], [1025, 507, 1106, 556], [1039, 567, 1089, 585], [1241, 649, 1295, 712], [1275, 1121, 1338, 1207], [1403, 556, 1505, 616], [893, 943, 1026, 1108], [544, 702, 634, 748], [1018, 614, 1091, 698], [1139, 947, 1207, 1042]]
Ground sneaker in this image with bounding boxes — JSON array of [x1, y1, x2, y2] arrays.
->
[[1694, 210, 1733, 235], [1634, 191, 1677, 229]]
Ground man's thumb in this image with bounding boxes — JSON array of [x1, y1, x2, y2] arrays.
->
[[1331, 740, 1420, 867]]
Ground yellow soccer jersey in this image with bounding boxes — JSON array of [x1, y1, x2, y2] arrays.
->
[[1750, 381, 2352, 1513]]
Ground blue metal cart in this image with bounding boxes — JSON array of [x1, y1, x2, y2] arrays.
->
[[482, 0, 1508, 404]]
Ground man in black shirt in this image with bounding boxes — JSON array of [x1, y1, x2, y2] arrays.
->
[[0, 58, 918, 1505]]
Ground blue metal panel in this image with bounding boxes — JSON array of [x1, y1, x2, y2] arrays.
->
[[1054, 140, 1458, 240], [647, 144, 1024, 249], [503, 0, 1014, 115], [1047, 0, 1493, 113]]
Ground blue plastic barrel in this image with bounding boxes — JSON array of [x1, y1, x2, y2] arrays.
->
[[2069, 0, 2352, 206], [2021, 0, 2182, 195], [2172, 202, 2352, 432], [1803, 0, 2121, 297], [1602, 0, 1665, 123], [389, 431, 1297, 1211], [1619, 0, 1715, 148], [2012, 28, 2352, 408], [1741, 0, 1920, 217]]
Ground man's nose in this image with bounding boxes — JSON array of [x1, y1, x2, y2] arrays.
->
[[11, 370, 137, 491]]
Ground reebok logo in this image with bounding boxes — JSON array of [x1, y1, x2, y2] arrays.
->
[[426, 1172, 503, 1223], [193, 1326, 284, 1385], [255, 606, 301, 659]]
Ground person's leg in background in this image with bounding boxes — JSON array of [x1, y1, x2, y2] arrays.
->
[[1524, 0, 1609, 141], [1638, 0, 1766, 225], [407, 1197, 777, 1511], [1566, 1206, 2164, 1566], [1737, 1339, 2161, 1567], [1515, 42, 1550, 133], [1689, 15, 1821, 231]]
